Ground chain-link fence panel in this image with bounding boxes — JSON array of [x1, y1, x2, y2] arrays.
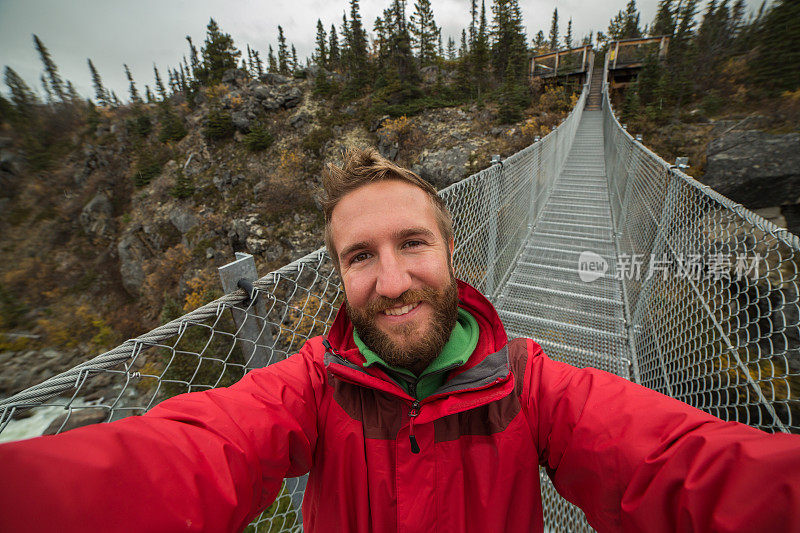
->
[[603, 87, 800, 434]]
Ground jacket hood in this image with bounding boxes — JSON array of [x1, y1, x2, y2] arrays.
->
[[326, 279, 508, 372]]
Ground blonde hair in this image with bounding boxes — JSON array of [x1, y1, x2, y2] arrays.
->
[[322, 147, 453, 270]]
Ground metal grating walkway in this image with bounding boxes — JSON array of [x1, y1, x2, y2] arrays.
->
[[496, 110, 630, 378]]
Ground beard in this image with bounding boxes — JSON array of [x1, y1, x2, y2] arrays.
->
[[346, 275, 459, 375]]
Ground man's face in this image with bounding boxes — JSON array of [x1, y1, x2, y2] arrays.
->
[[330, 180, 458, 374]]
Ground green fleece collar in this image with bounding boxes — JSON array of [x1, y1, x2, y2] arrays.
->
[[353, 307, 479, 399]]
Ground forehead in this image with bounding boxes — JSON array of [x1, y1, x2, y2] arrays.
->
[[329, 180, 440, 247]]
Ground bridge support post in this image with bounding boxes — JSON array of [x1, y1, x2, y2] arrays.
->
[[218, 252, 273, 369]]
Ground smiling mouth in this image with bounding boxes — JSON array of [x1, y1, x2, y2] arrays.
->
[[382, 302, 419, 316]]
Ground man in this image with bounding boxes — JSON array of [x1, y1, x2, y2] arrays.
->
[[1, 147, 799, 532]]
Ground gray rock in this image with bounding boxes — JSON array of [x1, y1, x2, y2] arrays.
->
[[43, 408, 109, 435], [231, 110, 251, 132], [290, 111, 311, 129], [79, 193, 113, 237], [213, 171, 244, 192], [222, 68, 250, 85], [169, 206, 198, 234], [260, 73, 292, 85], [704, 130, 800, 209], [411, 145, 473, 189], [420, 65, 440, 84], [117, 234, 148, 296], [229, 219, 249, 243]]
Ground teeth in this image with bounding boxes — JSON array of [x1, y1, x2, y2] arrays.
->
[[384, 302, 418, 316]]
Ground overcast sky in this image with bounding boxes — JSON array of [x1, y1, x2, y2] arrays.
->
[[0, 0, 763, 101]]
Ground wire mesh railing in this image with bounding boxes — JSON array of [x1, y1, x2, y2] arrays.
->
[[603, 86, 800, 434], [0, 81, 589, 530]]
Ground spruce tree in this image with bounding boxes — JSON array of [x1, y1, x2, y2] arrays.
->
[[154, 65, 167, 101], [200, 18, 241, 84], [410, 0, 440, 65], [564, 18, 573, 49], [447, 37, 457, 60], [268, 45, 278, 73], [548, 8, 559, 51], [252, 50, 264, 77], [329, 25, 341, 69], [145, 85, 154, 103], [278, 26, 289, 74], [345, 0, 369, 90], [473, 0, 490, 94], [4, 66, 38, 118], [533, 31, 547, 53], [291, 45, 299, 72], [491, 0, 527, 82], [66, 81, 80, 102], [33, 34, 66, 102], [470, 0, 478, 48], [621, 0, 642, 38], [186, 36, 201, 79], [750, 0, 800, 92], [315, 20, 328, 67], [124, 64, 141, 103], [87, 59, 108, 106], [651, 0, 676, 37], [41, 74, 53, 104]]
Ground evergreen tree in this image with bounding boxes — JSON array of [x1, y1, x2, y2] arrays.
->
[[246, 44, 254, 74], [329, 25, 341, 69], [470, 0, 478, 48], [532, 30, 547, 53], [491, 0, 528, 82], [186, 36, 201, 79], [315, 20, 328, 67], [621, 0, 642, 38], [750, 0, 800, 92], [410, 0, 440, 65], [40, 74, 53, 104], [145, 85, 154, 103], [344, 0, 369, 89], [87, 59, 108, 106], [109, 91, 121, 107], [473, 0, 490, 94], [447, 36, 457, 60], [459, 29, 469, 59], [154, 65, 167, 101], [291, 44, 299, 72], [651, 0, 677, 37], [33, 34, 66, 102], [124, 64, 141, 103], [268, 45, 278, 73], [548, 8, 559, 51], [374, 16, 389, 60], [4, 66, 38, 118], [277, 26, 290, 74], [564, 18, 573, 49], [377, 0, 421, 103], [66, 81, 80, 102], [200, 18, 241, 84], [252, 50, 264, 77]]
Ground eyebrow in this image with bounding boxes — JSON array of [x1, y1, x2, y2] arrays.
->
[[338, 227, 438, 261]]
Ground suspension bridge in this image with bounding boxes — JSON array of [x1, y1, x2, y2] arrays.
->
[[1, 59, 799, 532]]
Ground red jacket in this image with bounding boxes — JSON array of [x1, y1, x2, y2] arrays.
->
[[1, 280, 799, 532]]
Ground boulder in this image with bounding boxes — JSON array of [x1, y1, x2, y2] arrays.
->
[[169, 206, 198, 234], [117, 233, 148, 296], [290, 111, 311, 129], [704, 130, 800, 209], [231, 110, 252, 132], [411, 145, 474, 189], [213, 170, 244, 192], [259, 73, 292, 85], [79, 192, 113, 238], [222, 68, 250, 86], [43, 408, 109, 435]]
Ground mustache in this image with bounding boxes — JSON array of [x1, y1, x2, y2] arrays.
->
[[355, 287, 443, 315]]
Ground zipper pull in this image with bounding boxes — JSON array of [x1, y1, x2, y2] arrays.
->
[[408, 400, 421, 454], [322, 338, 337, 355]]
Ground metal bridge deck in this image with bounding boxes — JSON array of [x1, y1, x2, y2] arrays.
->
[[495, 110, 630, 378]]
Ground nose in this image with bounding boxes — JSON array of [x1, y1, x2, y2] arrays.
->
[[375, 250, 412, 299]]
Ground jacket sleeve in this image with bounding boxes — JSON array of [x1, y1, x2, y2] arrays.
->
[[519, 339, 800, 532], [0, 343, 325, 533]]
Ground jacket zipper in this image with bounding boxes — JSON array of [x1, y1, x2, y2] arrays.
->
[[408, 400, 421, 454]]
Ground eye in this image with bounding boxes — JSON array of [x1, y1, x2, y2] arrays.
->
[[402, 240, 424, 249], [351, 252, 371, 264]]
